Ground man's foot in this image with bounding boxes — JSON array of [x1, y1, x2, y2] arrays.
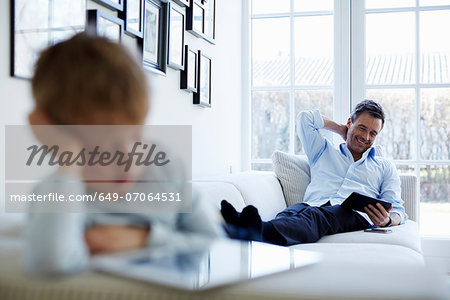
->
[[239, 205, 262, 240], [239, 205, 262, 229], [220, 200, 240, 226]]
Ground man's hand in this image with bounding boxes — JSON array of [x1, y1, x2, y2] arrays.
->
[[85, 225, 150, 254], [322, 116, 348, 141], [364, 203, 392, 227]]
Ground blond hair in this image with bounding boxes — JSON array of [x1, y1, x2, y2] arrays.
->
[[32, 33, 148, 125]]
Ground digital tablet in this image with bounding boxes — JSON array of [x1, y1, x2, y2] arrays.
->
[[91, 239, 322, 290], [341, 192, 392, 212]]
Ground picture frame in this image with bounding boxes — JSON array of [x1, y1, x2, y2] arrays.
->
[[119, 0, 144, 38], [203, 0, 215, 44], [186, 0, 204, 38], [141, 0, 167, 75], [10, 0, 86, 79], [87, 10, 124, 43], [92, 0, 124, 11], [167, 2, 185, 70], [173, 0, 190, 7], [180, 45, 198, 92], [186, 0, 215, 44], [193, 51, 211, 107]]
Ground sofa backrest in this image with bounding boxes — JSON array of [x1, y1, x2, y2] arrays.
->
[[193, 181, 247, 211]]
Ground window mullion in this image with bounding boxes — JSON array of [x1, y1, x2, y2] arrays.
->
[[242, 0, 251, 171], [415, 0, 421, 224], [351, 0, 365, 108], [289, 0, 296, 154], [334, 0, 351, 129]]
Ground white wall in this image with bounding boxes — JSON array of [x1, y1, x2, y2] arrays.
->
[[143, 0, 242, 178], [0, 0, 242, 226]]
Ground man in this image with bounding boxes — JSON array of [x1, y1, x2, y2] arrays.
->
[[221, 100, 405, 246]]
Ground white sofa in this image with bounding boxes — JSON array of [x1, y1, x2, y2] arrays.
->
[[1, 168, 449, 299], [196, 169, 423, 265]]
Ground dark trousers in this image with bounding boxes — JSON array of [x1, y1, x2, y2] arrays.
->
[[265, 202, 370, 246]]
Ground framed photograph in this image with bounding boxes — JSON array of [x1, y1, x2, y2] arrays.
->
[[193, 51, 211, 108], [173, 0, 190, 7], [141, 0, 167, 75], [119, 0, 144, 38], [167, 2, 185, 70], [186, 0, 204, 38], [92, 0, 124, 11], [10, 0, 86, 79], [87, 10, 124, 43], [186, 0, 214, 44], [203, 0, 215, 44], [180, 45, 198, 92]]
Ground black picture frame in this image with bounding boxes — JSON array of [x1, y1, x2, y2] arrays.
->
[[193, 51, 211, 108], [186, 0, 204, 38], [92, 0, 124, 11], [186, 0, 215, 44], [180, 45, 198, 92], [87, 10, 124, 43], [119, 0, 144, 38], [141, 0, 167, 76], [173, 0, 190, 7], [203, 0, 215, 44], [10, 0, 86, 79], [167, 2, 185, 70]]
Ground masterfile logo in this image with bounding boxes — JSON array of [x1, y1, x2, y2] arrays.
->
[[26, 142, 170, 172], [5, 125, 192, 214]]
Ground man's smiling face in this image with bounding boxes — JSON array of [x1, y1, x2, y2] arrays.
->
[[345, 112, 383, 160]]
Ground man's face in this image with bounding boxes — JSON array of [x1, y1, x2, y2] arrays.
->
[[345, 112, 383, 158]]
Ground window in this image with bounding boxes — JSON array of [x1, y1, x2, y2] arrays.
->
[[247, 0, 450, 237], [250, 0, 335, 171], [357, 1, 450, 237]]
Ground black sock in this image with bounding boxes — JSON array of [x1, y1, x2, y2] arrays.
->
[[239, 205, 262, 238], [220, 200, 240, 226]]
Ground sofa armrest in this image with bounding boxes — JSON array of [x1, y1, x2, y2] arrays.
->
[[399, 174, 418, 222]]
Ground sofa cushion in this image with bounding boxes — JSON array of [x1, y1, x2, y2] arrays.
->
[[292, 243, 424, 266], [271, 151, 310, 207], [316, 220, 422, 254], [400, 174, 418, 222], [197, 171, 287, 221]]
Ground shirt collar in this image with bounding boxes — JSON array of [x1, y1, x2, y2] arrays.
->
[[340, 143, 376, 162]]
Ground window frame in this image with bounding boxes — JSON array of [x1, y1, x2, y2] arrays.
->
[[352, 1, 450, 237], [243, 0, 450, 238], [244, 0, 351, 171]]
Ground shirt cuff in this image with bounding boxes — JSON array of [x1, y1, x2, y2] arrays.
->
[[390, 210, 405, 225]]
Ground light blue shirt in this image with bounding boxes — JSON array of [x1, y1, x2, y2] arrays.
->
[[296, 110, 406, 225]]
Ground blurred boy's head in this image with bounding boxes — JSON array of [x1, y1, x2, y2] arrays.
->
[[32, 33, 148, 125], [31, 34, 149, 192]]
